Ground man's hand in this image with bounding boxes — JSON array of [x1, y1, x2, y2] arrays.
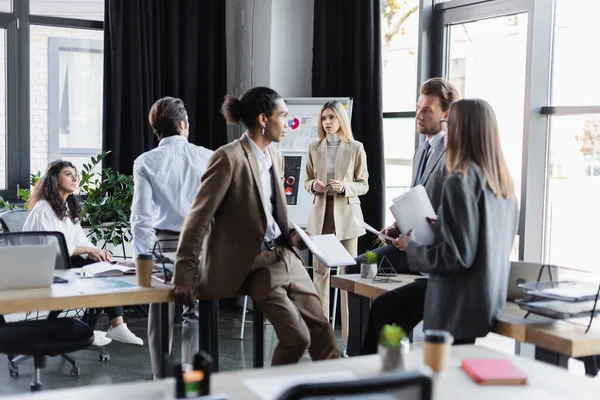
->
[[290, 231, 308, 250], [392, 229, 413, 252], [173, 285, 196, 306], [312, 180, 328, 193], [380, 225, 399, 245]]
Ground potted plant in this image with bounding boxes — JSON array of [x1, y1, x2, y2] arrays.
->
[[379, 324, 409, 371], [361, 250, 378, 279]]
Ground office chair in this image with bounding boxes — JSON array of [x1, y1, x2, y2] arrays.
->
[[0, 209, 29, 232], [0, 231, 107, 380], [275, 369, 433, 400]]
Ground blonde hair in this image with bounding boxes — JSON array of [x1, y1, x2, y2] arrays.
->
[[446, 99, 515, 199], [317, 101, 354, 140]]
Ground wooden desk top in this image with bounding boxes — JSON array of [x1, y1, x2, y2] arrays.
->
[[4, 346, 599, 399], [333, 274, 600, 358], [0, 270, 174, 314]]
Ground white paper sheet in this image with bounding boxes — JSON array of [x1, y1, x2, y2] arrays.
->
[[389, 185, 436, 245], [292, 223, 357, 267], [244, 371, 356, 400], [355, 217, 395, 241]]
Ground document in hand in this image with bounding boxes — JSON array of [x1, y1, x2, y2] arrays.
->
[[389, 185, 436, 245], [292, 223, 357, 267]]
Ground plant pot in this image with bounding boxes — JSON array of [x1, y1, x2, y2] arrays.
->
[[378, 338, 409, 371], [360, 263, 377, 279]]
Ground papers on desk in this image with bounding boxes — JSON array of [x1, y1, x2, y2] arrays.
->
[[244, 371, 356, 400], [389, 185, 436, 245], [292, 223, 356, 267], [81, 262, 136, 277]]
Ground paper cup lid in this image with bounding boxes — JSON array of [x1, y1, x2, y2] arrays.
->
[[424, 329, 454, 344], [136, 254, 153, 260]]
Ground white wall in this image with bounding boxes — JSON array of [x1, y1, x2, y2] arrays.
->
[[226, 0, 314, 140]]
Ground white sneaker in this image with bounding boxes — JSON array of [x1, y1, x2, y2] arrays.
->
[[92, 330, 112, 347], [106, 323, 144, 346]]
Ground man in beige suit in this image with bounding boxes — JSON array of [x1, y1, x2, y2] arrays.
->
[[173, 86, 340, 365]]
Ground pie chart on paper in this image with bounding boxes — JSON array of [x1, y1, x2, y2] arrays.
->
[[288, 117, 300, 130]]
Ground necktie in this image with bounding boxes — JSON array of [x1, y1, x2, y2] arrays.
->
[[415, 141, 431, 186]]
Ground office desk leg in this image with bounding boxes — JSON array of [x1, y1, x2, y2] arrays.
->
[[253, 305, 264, 368], [535, 347, 569, 369], [346, 293, 370, 356], [199, 299, 219, 372], [158, 302, 170, 378]]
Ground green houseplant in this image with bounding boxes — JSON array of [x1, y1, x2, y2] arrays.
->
[[79, 151, 134, 251], [360, 250, 378, 279], [378, 324, 408, 371]]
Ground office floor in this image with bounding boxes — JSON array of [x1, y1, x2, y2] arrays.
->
[[0, 304, 592, 395]]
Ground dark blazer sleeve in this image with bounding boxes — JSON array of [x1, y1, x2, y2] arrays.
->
[[407, 173, 480, 274]]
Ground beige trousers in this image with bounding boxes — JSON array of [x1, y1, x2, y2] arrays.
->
[[312, 198, 357, 346], [247, 245, 340, 365]]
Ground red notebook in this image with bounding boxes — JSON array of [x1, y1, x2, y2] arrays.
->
[[461, 359, 528, 385]]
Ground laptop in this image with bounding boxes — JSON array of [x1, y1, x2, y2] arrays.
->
[[507, 261, 560, 301], [0, 244, 57, 290]]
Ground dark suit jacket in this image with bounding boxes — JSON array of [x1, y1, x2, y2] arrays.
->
[[411, 134, 447, 213], [407, 164, 519, 339], [173, 135, 299, 299]]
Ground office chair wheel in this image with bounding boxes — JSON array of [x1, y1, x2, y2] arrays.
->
[[8, 362, 18, 377], [30, 382, 42, 391], [99, 352, 110, 362], [70, 366, 80, 377]]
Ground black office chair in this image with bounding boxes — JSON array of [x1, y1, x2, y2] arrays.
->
[[0, 231, 103, 384], [0, 209, 29, 232], [275, 369, 433, 400], [0, 231, 94, 391]]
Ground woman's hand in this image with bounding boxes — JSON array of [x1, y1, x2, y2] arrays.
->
[[392, 229, 413, 251], [379, 225, 399, 245], [312, 180, 328, 194], [329, 179, 344, 193], [426, 216, 437, 230], [87, 247, 112, 262]]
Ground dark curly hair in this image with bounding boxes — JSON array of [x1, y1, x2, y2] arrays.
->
[[221, 86, 282, 129], [28, 160, 81, 224]]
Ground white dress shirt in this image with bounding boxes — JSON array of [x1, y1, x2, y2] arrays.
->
[[130, 135, 214, 256], [23, 199, 94, 256], [245, 133, 282, 242], [423, 130, 445, 167]]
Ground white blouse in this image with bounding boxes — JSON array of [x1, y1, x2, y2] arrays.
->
[[22, 199, 94, 256]]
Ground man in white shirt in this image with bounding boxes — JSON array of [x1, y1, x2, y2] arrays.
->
[[130, 96, 214, 377]]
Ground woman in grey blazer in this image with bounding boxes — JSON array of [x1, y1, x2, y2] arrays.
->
[[361, 99, 518, 353]]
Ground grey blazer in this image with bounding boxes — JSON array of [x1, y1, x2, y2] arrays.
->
[[411, 137, 447, 212], [407, 164, 519, 340]]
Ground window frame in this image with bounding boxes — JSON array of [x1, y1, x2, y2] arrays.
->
[[0, 0, 103, 200]]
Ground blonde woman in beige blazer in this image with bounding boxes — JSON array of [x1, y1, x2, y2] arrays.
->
[[304, 101, 369, 349]]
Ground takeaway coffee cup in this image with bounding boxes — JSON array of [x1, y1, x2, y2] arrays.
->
[[423, 329, 453, 373], [136, 254, 154, 287]]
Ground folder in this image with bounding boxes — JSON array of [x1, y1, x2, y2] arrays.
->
[[461, 359, 528, 385], [292, 223, 356, 267], [389, 185, 436, 245]]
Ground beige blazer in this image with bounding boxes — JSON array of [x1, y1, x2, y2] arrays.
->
[[304, 138, 369, 240], [173, 135, 300, 299]]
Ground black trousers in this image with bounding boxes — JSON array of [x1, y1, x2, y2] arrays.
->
[[70, 255, 124, 328]]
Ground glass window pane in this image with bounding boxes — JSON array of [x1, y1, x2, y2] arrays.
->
[[447, 14, 528, 205], [30, 0, 104, 21], [552, 0, 600, 106], [381, 0, 420, 112], [546, 114, 600, 270], [30, 25, 103, 177], [0, 0, 11, 12], [0, 30, 5, 191]]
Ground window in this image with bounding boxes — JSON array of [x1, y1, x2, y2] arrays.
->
[[0, 0, 103, 200], [381, 0, 420, 225], [30, 26, 103, 176]]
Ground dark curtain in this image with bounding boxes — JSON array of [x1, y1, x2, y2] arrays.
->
[[103, 0, 227, 174], [312, 0, 385, 253]]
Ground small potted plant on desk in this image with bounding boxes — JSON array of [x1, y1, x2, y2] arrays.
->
[[379, 324, 409, 371], [360, 250, 378, 279]]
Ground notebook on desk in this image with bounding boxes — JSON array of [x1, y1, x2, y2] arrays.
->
[[80, 262, 137, 277], [461, 359, 528, 385]]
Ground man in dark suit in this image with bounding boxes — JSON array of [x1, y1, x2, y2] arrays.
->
[[344, 78, 460, 355]]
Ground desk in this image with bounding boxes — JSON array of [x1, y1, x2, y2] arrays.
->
[[332, 274, 600, 368], [0, 269, 174, 377], [4, 345, 600, 399]]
